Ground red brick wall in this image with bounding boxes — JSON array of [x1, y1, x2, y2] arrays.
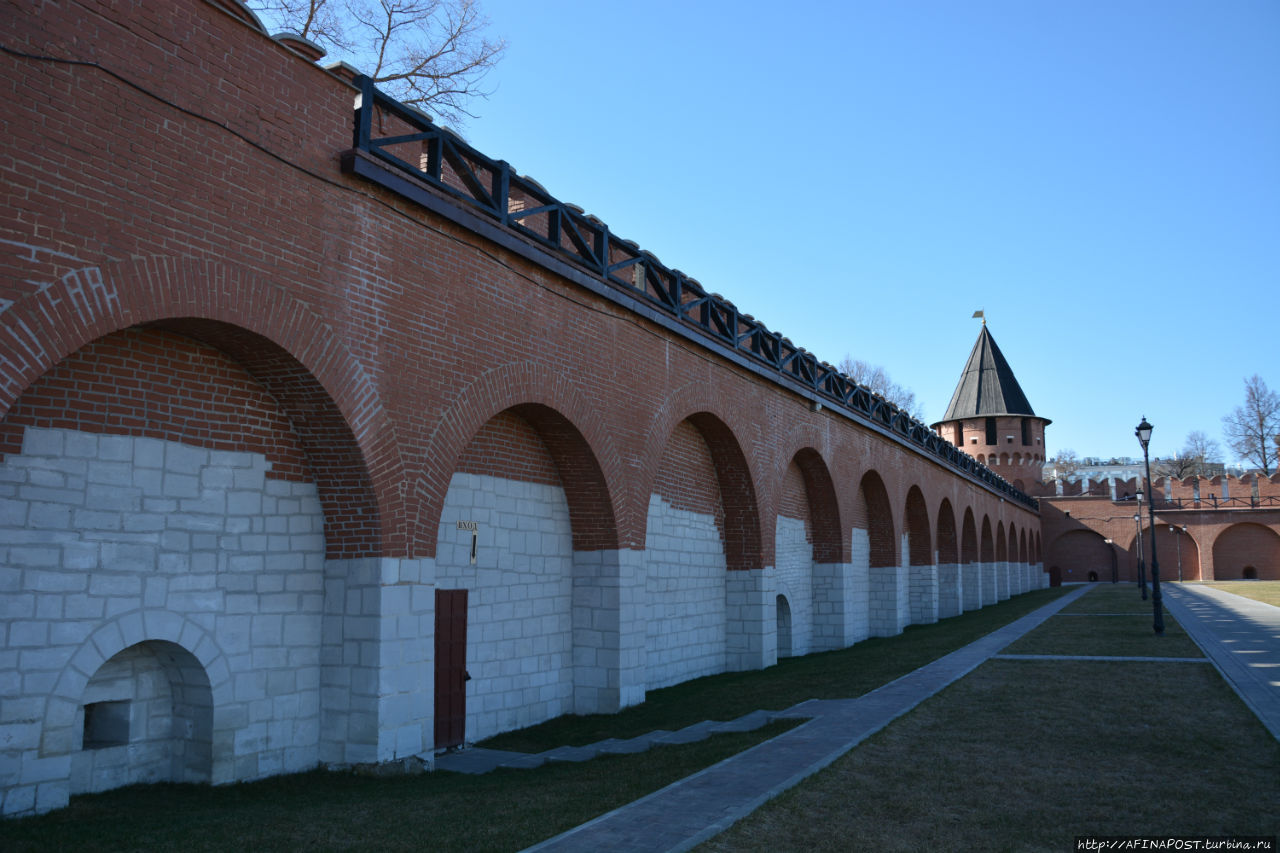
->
[[456, 410, 561, 487], [937, 499, 959, 563], [1212, 523, 1280, 580], [0, 0, 1042, 571], [905, 487, 931, 565], [0, 327, 309, 479], [777, 460, 812, 538], [652, 419, 724, 523], [859, 472, 896, 568]]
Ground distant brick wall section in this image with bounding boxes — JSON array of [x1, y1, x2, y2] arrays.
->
[[0, 328, 311, 481], [1212, 522, 1280, 580]]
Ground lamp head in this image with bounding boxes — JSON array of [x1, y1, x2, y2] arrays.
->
[[1136, 417, 1153, 449]]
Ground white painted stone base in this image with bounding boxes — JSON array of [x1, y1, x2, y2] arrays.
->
[[572, 549, 646, 714], [811, 562, 867, 650], [644, 495, 727, 689], [773, 516, 814, 657], [937, 563, 962, 618], [962, 563, 982, 611], [869, 565, 907, 637], [908, 561, 939, 625], [726, 568, 775, 671]]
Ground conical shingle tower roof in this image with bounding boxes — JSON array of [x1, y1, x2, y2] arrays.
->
[[933, 325, 1049, 427]]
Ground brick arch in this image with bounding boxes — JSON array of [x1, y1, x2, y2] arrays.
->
[[419, 361, 624, 554], [859, 471, 896, 568], [905, 486, 931, 566], [1211, 522, 1280, 580], [961, 507, 979, 563], [980, 516, 995, 562], [0, 257, 402, 557], [936, 498, 959, 564], [1034, 531, 1042, 563], [1019, 528, 1029, 563], [771, 445, 844, 564], [996, 522, 1008, 561], [41, 611, 232, 761], [1047, 529, 1112, 582], [1007, 524, 1018, 562], [638, 386, 764, 571]]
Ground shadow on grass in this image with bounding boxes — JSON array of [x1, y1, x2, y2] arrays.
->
[[0, 722, 798, 853]]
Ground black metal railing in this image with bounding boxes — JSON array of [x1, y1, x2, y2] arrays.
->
[[1165, 495, 1280, 510], [344, 77, 1036, 510]]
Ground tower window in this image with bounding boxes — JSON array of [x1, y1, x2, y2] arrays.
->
[[1022, 418, 1031, 446], [985, 417, 996, 445]]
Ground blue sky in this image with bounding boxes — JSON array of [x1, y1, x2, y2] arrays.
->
[[315, 1, 1280, 464]]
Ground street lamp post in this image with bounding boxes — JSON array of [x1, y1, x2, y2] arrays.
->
[[1134, 492, 1147, 600], [1136, 512, 1146, 591], [1136, 417, 1164, 635]]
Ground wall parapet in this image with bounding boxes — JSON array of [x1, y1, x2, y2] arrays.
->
[[342, 77, 1035, 511]]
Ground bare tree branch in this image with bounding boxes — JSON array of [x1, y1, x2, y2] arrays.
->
[[1222, 374, 1280, 475], [837, 356, 923, 420], [248, 0, 505, 125], [1156, 430, 1224, 479]]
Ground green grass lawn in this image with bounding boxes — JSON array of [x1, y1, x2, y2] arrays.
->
[[699, 585, 1280, 852], [1190, 580, 1280, 608], [1004, 585, 1202, 658]]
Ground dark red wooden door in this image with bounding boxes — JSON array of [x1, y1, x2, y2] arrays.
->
[[434, 589, 468, 749]]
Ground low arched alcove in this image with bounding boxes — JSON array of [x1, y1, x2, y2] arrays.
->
[[70, 640, 213, 795]]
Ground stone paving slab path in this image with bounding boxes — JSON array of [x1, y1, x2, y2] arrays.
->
[[521, 585, 1092, 853], [1162, 584, 1280, 740]]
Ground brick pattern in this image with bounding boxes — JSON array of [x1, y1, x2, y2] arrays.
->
[[1212, 522, 1280, 580], [652, 420, 725, 536], [455, 410, 562, 486], [937, 500, 959, 563], [905, 487, 931, 566], [859, 472, 896, 569], [0, 328, 310, 480]]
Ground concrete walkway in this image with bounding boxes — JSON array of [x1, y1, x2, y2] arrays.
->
[[1162, 583, 1280, 740], [520, 585, 1091, 853]]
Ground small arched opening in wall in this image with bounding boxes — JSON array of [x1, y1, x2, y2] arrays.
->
[[71, 641, 213, 796], [1243, 566, 1258, 580], [1211, 523, 1280, 581], [776, 594, 793, 658]]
